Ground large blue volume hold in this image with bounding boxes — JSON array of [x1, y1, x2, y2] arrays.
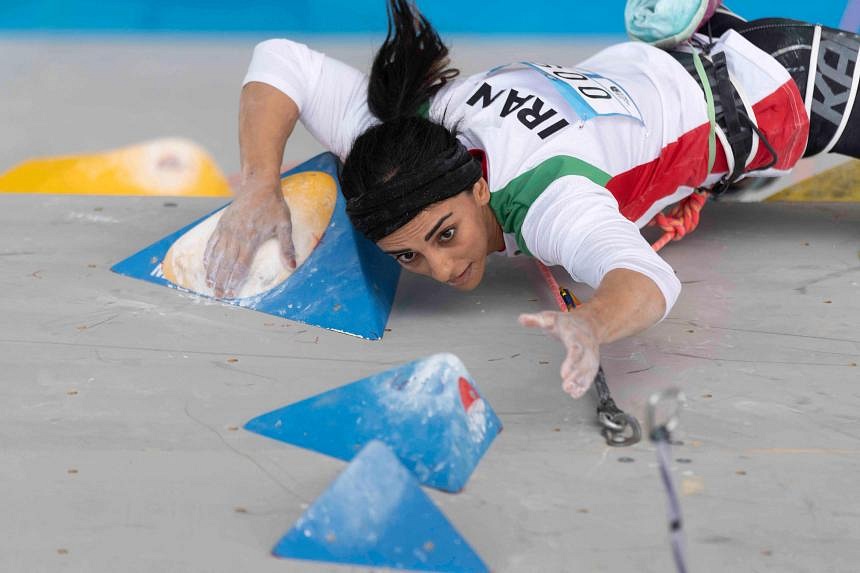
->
[[273, 440, 489, 572], [245, 353, 502, 493], [110, 152, 400, 339]]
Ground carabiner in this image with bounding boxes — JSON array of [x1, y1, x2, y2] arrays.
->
[[599, 411, 642, 447], [647, 388, 685, 440]]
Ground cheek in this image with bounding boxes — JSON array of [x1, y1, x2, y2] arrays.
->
[[470, 231, 489, 261], [472, 257, 487, 281], [461, 222, 487, 257], [403, 259, 432, 278]]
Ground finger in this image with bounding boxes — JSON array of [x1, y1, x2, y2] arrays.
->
[[212, 241, 240, 299], [277, 223, 297, 270], [223, 245, 254, 298], [204, 231, 222, 287], [562, 378, 589, 399], [518, 311, 557, 330], [562, 354, 596, 387], [560, 345, 583, 381]]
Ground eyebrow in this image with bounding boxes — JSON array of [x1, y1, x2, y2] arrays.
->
[[423, 213, 453, 242], [382, 212, 455, 255]]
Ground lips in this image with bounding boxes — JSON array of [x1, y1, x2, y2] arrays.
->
[[447, 263, 472, 287]]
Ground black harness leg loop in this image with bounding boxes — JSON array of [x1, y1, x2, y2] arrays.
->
[[711, 51, 749, 195]]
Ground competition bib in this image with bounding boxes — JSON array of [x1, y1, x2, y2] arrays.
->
[[490, 62, 644, 124]]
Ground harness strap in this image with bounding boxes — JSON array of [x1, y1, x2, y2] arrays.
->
[[710, 50, 751, 194], [668, 47, 759, 195], [804, 25, 822, 122], [691, 51, 717, 172]]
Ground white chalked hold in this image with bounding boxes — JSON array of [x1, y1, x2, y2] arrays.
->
[[162, 171, 337, 299]]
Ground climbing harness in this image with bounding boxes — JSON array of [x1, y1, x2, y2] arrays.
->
[[648, 389, 689, 573], [648, 20, 781, 252], [535, 261, 642, 447]]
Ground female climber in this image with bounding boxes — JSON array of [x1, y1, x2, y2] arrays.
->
[[203, 0, 860, 399]]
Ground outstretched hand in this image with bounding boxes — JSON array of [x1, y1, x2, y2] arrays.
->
[[204, 180, 296, 299], [519, 310, 601, 399]]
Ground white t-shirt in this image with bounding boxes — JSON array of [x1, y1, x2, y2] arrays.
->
[[243, 33, 806, 319]]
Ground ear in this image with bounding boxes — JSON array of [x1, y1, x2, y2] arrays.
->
[[471, 177, 490, 206]]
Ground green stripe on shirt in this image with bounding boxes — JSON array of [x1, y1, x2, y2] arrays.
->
[[488, 155, 611, 256]]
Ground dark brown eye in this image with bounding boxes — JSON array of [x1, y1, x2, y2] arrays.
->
[[396, 251, 417, 264], [439, 227, 456, 242]]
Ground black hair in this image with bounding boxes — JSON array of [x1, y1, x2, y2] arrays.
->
[[367, 0, 459, 122], [342, 1, 481, 242]]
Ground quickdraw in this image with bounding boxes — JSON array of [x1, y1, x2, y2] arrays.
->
[[536, 262, 689, 568], [592, 362, 642, 447], [535, 261, 642, 447]]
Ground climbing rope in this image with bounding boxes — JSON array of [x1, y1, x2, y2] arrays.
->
[[647, 389, 689, 573], [535, 261, 642, 447], [648, 189, 710, 252]]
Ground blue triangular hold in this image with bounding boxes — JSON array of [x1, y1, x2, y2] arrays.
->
[[110, 152, 400, 340], [274, 440, 489, 572], [245, 353, 502, 493]]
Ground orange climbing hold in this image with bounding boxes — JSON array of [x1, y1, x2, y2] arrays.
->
[[0, 138, 231, 197]]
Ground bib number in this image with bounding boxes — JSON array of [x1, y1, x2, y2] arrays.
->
[[523, 62, 644, 124]]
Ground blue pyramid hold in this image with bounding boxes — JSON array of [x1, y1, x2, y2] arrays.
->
[[245, 353, 502, 493], [110, 152, 400, 340], [274, 440, 489, 572]]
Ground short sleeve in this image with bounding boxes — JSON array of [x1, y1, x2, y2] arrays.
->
[[520, 176, 681, 319], [243, 39, 377, 160]]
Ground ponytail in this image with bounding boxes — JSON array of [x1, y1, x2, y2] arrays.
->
[[368, 0, 459, 122], [341, 1, 480, 243]]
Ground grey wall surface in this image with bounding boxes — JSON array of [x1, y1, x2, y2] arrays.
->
[[0, 35, 612, 175], [1, 36, 859, 572]]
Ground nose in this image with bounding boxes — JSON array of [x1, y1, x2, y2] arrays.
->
[[425, 251, 455, 283]]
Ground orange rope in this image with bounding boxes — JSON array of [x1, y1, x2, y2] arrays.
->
[[648, 190, 710, 252], [535, 261, 567, 312], [535, 261, 581, 311]]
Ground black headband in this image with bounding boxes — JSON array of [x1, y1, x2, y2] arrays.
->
[[345, 141, 482, 241]]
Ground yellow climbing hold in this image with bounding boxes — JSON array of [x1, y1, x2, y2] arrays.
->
[[767, 160, 860, 202], [0, 138, 232, 197]]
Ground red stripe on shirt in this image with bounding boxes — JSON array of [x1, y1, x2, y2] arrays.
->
[[704, 79, 808, 175], [746, 79, 808, 171], [606, 122, 712, 222], [607, 79, 807, 222]]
